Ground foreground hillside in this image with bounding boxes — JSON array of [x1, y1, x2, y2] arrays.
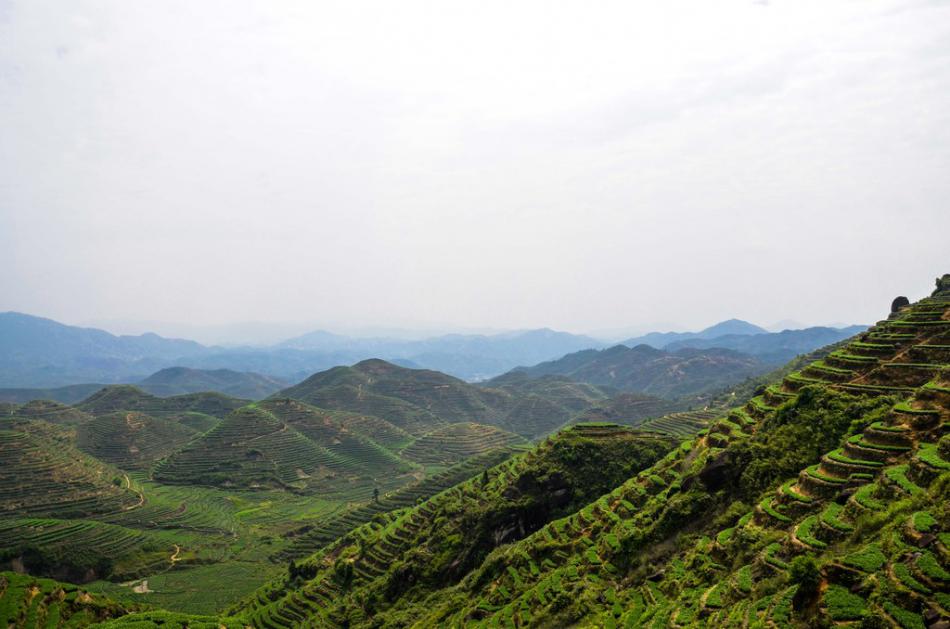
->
[[228, 274, 950, 627]]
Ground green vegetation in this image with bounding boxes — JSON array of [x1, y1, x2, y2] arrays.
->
[[0, 571, 131, 628], [2, 278, 950, 627]]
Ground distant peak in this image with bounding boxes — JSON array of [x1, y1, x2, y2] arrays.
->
[[698, 319, 768, 338]]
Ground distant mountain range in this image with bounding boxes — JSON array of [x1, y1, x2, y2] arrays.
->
[[0, 366, 288, 404], [505, 345, 769, 400], [621, 318, 769, 348], [663, 325, 868, 364], [0, 311, 866, 390]]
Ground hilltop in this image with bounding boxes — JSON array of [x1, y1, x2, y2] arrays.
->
[[153, 401, 415, 494], [137, 367, 287, 399], [274, 359, 616, 438], [224, 273, 950, 628], [622, 318, 768, 348], [76, 385, 246, 418]]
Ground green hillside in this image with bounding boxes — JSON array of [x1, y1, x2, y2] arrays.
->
[[77, 385, 246, 419], [400, 422, 527, 466], [566, 392, 680, 429], [0, 571, 132, 628], [10, 399, 92, 424], [75, 411, 199, 470], [225, 275, 950, 627], [275, 359, 496, 435], [229, 423, 676, 626], [277, 359, 619, 439], [0, 429, 140, 519], [153, 403, 414, 495]]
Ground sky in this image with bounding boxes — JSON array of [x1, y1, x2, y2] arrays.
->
[[2, 0, 949, 342]]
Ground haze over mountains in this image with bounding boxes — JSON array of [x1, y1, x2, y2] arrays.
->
[[0, 311, 866, 394]]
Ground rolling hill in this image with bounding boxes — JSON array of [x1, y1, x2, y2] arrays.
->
[[510, 343, 768, 399], [223, 273, 950, 628], [137, 367, 287, 399], [153, 401, 417, 496], [76, 385, 246, 419], [274, 359, 618, 439]]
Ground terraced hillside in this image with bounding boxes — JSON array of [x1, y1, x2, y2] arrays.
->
[[154, 401, 415, 496], [0, 429, 140, 519], [230, 423, 676, 626], [274, 447, 525, 561], [9, 399, 92, 424], [400, 422, 527, 466], [75, 411, 198, 470], [637, 408, 721, 436], [77, 385, 246, 419], [0, 517, 174, 583], [228, 274, 950, 627], [0, 571, 131, 628], [566, 392, 680, 429]]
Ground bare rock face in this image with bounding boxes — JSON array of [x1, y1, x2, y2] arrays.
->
[[891, 296, 910, 313]]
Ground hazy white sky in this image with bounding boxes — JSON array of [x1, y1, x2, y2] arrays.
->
[[2, 0, 949, 338]]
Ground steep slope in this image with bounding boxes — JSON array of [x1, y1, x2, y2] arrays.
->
[[512, 344, 767, 399], [0, 428, 141, 518], [75, 411, 198, 470], [234, 273, 950, 628], [230, 424, 677, 626], [137, 366, 287, 399]]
